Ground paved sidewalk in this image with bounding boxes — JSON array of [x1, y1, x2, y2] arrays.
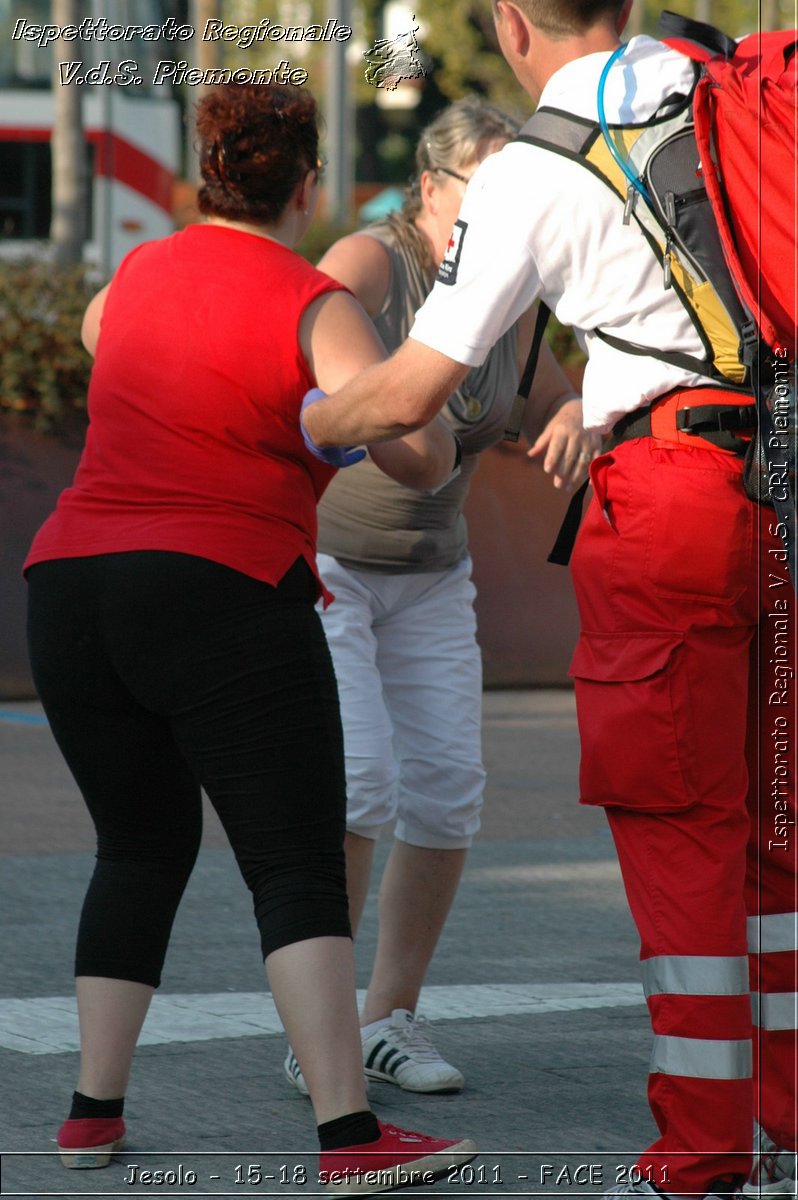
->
[[0, 692, 659, 1199]]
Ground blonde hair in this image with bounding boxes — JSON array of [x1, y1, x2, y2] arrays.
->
[[386, 96, 520, 267]]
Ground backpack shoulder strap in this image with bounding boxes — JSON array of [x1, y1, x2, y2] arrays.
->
[[517, 109, 599, 159], [503, 301, 552, 443], [516, 108, 625, 200], [657, 10, 737, 60]]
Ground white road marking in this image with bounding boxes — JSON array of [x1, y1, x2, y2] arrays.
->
[[467, 861, 622, 883], [0, 982, 644, 1055]]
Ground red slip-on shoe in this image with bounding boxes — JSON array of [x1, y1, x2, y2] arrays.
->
[[56, 1116, 126, 1168], [319, 1121, 477, 1195]]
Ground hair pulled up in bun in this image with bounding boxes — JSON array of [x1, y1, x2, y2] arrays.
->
[[196, 83, 320, 225]]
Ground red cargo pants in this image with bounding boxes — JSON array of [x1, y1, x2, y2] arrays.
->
[[570, 435, 796, 1195]]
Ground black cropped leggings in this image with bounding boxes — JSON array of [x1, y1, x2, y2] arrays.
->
[[27, 552, 351, 988]]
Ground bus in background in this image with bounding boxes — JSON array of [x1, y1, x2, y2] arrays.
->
[[0, 0, 182, 274]]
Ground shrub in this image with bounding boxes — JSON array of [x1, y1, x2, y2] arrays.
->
[[0, 259, 100, 434]]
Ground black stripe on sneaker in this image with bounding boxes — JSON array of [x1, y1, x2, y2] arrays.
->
[[378, 1047, 401, 1072], [365, 1040, 388, 1070]]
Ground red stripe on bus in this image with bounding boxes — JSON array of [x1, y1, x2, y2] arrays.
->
[[89, 131, 174, 213], [0, 126, 174, 213]]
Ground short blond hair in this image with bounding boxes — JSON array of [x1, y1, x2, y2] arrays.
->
[[499, 0, 626, 38]]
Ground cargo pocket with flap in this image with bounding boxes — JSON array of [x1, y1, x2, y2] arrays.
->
[[569, 631, 698, 811]]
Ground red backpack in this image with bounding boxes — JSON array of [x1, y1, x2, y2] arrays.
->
[[660, 11, 797, 361], [660, 13, 796, 584]]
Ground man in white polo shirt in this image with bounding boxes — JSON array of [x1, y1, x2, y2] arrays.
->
[[301, 1, 797, 1196]]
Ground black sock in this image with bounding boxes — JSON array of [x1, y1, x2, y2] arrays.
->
[[68, 1091, 125, 1120], [317, 1110, 380, 1151]]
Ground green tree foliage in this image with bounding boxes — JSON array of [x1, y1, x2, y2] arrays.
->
[[412, 1, 529, 117]]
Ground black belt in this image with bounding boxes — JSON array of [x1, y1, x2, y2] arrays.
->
[[610, 401, 756, 453]]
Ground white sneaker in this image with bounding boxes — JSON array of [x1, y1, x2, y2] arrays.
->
[[743, 1127, 797, 1196], [283, 1048, 371, 1099], [283, 1048, 309, 1096], [361, 1009, 464, 1093]]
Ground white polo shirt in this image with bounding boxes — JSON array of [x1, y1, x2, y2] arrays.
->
[[409, 36, 715, 433]]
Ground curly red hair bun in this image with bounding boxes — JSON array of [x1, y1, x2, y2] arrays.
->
[[196, 83, 320, 225]]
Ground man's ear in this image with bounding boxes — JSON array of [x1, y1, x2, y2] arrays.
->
[[495, 0, 531, 55]]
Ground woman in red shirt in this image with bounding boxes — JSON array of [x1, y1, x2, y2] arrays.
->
[[25, 83, 473, 1191]]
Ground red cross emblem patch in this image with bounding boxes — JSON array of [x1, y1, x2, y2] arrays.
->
[[436, 219, 467, 286]]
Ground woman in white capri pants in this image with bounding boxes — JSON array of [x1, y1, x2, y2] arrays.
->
[[284, 97, 599, 1095]]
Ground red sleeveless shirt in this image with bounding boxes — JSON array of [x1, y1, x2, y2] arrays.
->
[[25, 224, 343, 600]]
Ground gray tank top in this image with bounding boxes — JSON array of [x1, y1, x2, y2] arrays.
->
[[317, 220, 520, 573]]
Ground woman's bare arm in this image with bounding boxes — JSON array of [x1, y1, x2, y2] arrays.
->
[[316, 233, 392, 319], [81, 283, 111, 357], [300, 290, 457, 490]]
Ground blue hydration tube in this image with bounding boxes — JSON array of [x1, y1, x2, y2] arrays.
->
[[597, 43, 652, 204]]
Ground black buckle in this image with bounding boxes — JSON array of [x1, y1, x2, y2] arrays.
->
[[677, 404, 756, 435], [740, 321, 758, 367]]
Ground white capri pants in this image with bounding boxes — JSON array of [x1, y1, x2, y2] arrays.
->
[[317, 553, 486, 850]]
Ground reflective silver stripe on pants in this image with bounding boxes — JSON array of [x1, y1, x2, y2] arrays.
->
[[650, 1035, 752, 1079], [748, 913, 798, 954], [641, 955, 749, 997], [751, 992, 798, 1031]]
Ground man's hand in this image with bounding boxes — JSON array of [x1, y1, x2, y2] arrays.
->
[[527, 398, 602, 491]]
